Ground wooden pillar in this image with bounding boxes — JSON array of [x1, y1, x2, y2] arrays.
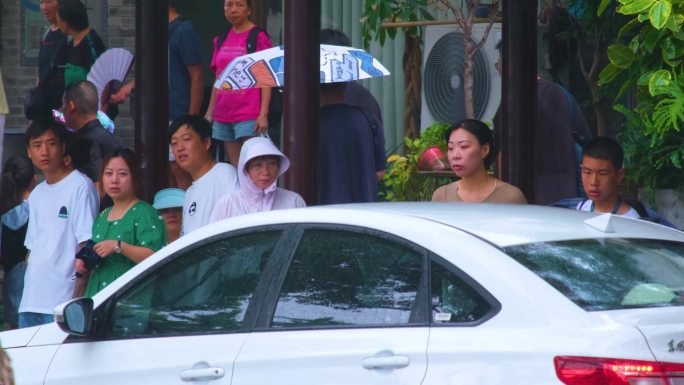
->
[[501, 0, 537, 202], [135, 0, 169, 202], [282, 0, 320, 204]]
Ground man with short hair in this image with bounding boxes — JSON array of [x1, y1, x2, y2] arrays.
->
[[62, 80, 120, 183], [167, 0, 204, 121], [319, 82, 378, 204], [19, 121, 98, 328], [319, 28, 387, 182], [111, 2, 203, 119], [576, 136, 640, 217], [169, 115, 238, 235], [494, 41, 592, 205]]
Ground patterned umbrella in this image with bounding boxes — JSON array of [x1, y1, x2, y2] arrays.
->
[[214, 44, 390, 90]]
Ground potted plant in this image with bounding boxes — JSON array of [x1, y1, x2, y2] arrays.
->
[[598, 0, 684, 226], [381, 122, 454, 201]]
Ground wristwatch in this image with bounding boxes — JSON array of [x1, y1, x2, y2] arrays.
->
[[114, 240, 122, 254]]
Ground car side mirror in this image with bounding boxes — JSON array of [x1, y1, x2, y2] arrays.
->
[[54, 298, 94, 337]]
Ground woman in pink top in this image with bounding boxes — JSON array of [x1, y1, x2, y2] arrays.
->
[[204, 0, 273, 167]]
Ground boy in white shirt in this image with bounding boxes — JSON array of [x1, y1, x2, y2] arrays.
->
[[576, 137, 640, 218], [169, 115, 239, 235], [19, 121, 98, 328]]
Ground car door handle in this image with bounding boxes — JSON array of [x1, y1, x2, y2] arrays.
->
[[179, 367, 225, 382], [361, 355, 410, 370]]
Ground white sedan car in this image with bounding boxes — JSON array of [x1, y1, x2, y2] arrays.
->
[[3, 203, 684, 385]]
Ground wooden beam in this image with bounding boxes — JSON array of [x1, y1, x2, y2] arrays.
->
[[135, 0, 169, 202], [282, 0, 320, 204], [500, 0, 536, 202], [380, 17, 502, 28]]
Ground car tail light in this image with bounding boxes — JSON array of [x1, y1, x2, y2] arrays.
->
[[555, 356, 684, 385]]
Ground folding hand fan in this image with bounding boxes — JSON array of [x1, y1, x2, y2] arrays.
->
[[87, 48, 134, 110]]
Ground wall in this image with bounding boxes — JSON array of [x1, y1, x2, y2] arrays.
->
[[0, 0, 136, 162]]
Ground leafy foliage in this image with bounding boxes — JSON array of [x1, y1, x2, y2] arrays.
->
[[360, 0, 435, 50], [599, 0, 684, 189], [380, 122, 453, 201]]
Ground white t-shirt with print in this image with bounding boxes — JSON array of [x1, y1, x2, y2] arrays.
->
[[576, 199, 641, 219], [20, 170, 99, 315], [183, 162, 239, 235]]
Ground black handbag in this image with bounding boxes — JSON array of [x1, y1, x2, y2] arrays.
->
[[23, 86, 48, 121]]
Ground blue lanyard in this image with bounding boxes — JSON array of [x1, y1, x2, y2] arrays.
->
[[590, 196, 622, 214]]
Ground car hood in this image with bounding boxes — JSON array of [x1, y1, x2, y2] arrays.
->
[[0, 322, 66, 349], [598, 307, 684, 363], [0, 326, 40, 348]]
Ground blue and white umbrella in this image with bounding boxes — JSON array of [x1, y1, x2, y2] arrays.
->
[[214, 44, 390, 90]]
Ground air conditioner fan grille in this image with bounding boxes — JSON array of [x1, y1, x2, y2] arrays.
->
[[424, 31, 491, 124]]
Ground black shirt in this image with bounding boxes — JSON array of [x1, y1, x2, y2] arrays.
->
[[38, 28, 68, 112], [319, 103, 378, 204], [71, 119, 121, 182], [64, 29, 106, 86]]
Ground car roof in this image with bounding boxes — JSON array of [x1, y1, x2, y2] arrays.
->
[[188, 202, 684, 248]]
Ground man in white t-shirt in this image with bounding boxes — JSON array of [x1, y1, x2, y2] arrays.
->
[[19, 121, 99, 328], [169, 115, 239, 235], [576, 137, 640, 218]]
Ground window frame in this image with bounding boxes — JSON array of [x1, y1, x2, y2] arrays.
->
[[70, 225, 297, 342], [253, 223, 432, 332], [428, 252, 501, 327]]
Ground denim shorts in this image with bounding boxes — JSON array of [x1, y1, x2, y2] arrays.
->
[[212, 120, 257, 141]]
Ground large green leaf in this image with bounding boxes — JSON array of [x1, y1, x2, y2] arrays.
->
[[643, 26, 665, 52], [598, 0, 611, 16], [619, 18, 641, 38], [608, 44, 637, 68], [638, 70, 656, 85], [660, 36, 684, 59], [649, 0, 672, 29], [666, 12, 684, 32], [649, 70, 672, 95], [618, 0, 656, 15], [599, 63, 624, 85]]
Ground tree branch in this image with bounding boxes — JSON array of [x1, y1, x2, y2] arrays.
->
[[472, 1, 500, 53], [588, 25, 604, 84], [576, 29, 589, 81], [440, 0, 466, 29]]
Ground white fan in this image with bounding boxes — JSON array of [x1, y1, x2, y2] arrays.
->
[[87, 48, 134, 110]]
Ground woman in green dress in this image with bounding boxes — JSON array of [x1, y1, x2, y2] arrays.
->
[[77, 149, 166, 297]]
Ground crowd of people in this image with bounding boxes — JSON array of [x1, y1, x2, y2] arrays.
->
[[0, 0, 647, 332]]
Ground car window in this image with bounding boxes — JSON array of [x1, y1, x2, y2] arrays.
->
[[106, 230, 282, 339], [271, 229, 424, 328], [504, 239, 684, 311], [430, 260, 493, 323]]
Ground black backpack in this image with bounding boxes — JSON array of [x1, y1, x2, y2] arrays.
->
[[215, 26, 283, 128]]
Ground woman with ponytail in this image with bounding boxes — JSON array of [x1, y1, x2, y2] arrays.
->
[[1, 156, 36, 329]]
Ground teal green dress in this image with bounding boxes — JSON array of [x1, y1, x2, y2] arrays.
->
[[84, 201, 166, 297]]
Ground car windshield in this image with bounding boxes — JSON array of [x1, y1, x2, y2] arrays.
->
[[504, 239, 684, 311]]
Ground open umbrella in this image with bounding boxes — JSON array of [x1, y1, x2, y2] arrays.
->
[[214, 44, 390, 91]]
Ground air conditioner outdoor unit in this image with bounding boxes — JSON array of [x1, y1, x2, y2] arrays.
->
[[420, 23, 502, 131]]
